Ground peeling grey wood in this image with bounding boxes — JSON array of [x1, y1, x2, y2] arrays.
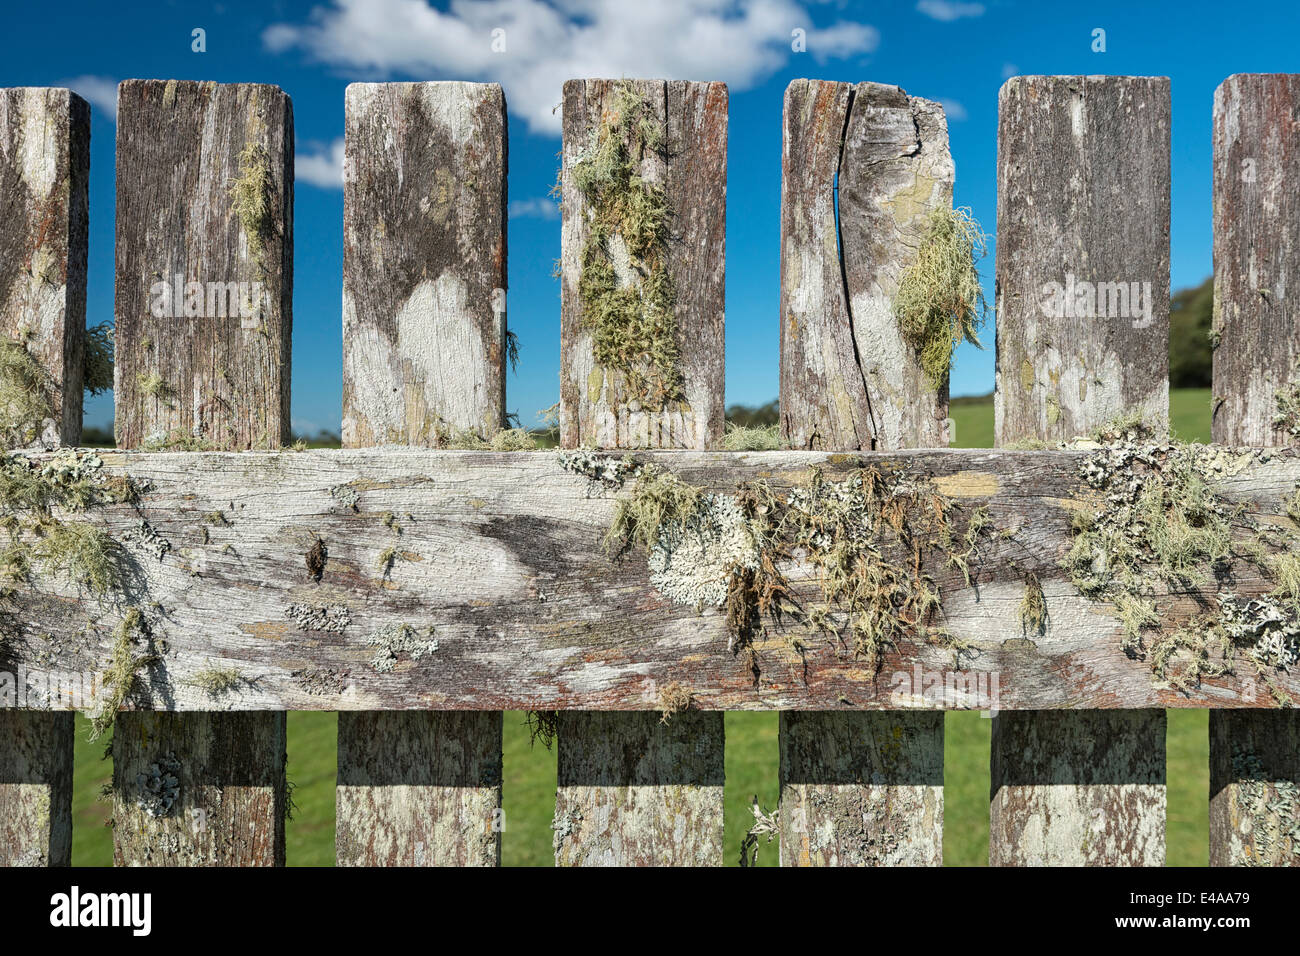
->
[[337, 711, 501, 866], [779, 711, 942, 866], [110, 711, 285, 866], [111, 80, 290, 866], [0, 711, 72, 866], [556, 78, 726, 866], [7, 448, 1300, 713], [1210, 73, 1300, 869], [992, 75, 1171, 867], [990, 711, 1165, 866], [113, 80, 293, 449], [994, 76, 1170, 443], [1210, 710, 1300, 866], [779, 80, 954, 451], [552, 712, 723, 866], [0, 88, 86, 868], [342, 82, 507, 446], [777, 81, 951, 867], [558, 79, 727, 449], [0, 88, 89, 446], [338, 81, 506, 868]]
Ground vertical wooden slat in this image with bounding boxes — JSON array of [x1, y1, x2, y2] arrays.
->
[[1210, 72, 1300, 867], [991, 74, 1171, 866], [777, 80, 952, 867], [336, 81, 506, 867], [111, 79, 292, 866], [0, 87, 88, 867], [555, 78, 727, 866]]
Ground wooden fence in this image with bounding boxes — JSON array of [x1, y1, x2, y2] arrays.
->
[[0, 73, 1297, 867]]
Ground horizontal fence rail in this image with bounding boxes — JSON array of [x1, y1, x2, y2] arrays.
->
[[0, 72, 1297, 868]]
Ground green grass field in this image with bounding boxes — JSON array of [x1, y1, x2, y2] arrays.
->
[[69, 389, 1217, 866]]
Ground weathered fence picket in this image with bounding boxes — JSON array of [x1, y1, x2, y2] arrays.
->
[[336, 81, 507, 867], [991, 74, 1172, 866], [778, 79, 953, 865], [110, 80, 293, 865], [0, 87, 88, 866], [1209, 72, 1300, 866], [554, 77, 728, 866], [1, 71, 1298, 870]]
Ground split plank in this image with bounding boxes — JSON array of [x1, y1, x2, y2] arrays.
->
[[111, 80, 291, 866], [4, 446, 1298, 713], [1210, 72, 1300, 867], [991, 75, 1171, 867], [0, 87, 88, 867], [555, 78, 727, 867], [337, 81, 507, 868], [778, 80, 954, 867]]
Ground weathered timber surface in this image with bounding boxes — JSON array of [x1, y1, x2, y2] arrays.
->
[[991, 74, 1172, 867], [779, 80, 954, 451], [342, 82, 507, 446], [7, 447, 1300, 713], [113, 80, 293, 449], [338, 81, 507, 868], [1212, 75, 1300, 447], [1210, 73, 1300, 869], [552, 711, 723, 865], [779, 711, 942, 866], [1210, 711, 1300, 866], [994, 76, 1171, 443], [0, 711, 72, 866], [990, 710, 1166, 866], [558, 79, 727, 449], [336, 711, 502, 866], [110, 711, 285, 866], [0, 87, 86, 869], [0, 88, 89, 446]]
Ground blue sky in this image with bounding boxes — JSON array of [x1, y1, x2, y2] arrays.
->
[[5, 0, 1299, 435]]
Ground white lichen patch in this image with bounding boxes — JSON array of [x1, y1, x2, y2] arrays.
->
[[365, 623, 438, 673], [1219, 594, 1300, 670], [286, 602, 352, 633], [136, 752, 182, 818], [1232, 748, 1300, 866], [648, 493, 758, 608], [557, 449, 640, 493]]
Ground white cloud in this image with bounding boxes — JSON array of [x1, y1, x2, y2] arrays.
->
[[1001, 62, 1019, 80], [939, 98, 967, 121], [916, 0, 985, 21], [58, 75, 118, 121], [296, 137, 345, 189], [509, 196, 559, 219], [265, 0, 879, 134]]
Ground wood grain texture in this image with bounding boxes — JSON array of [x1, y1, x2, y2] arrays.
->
[[113, 80, 293, 449], [557, 78, 726, 866], [992, 75, 1172, 867], [1210, 73, 1300, 869], [1210, 711, 1300, 866], [342, 82, 507, 446], [337, 711, 502, 866], [779, 80, 954, 451], [0, 89, 86, 868], [0, 88, 89, 446], [7, 446, 1296, 714], [338, 81, 506, 868], [110, 711, 285, 866], [558, 79, 726, 450], [0, 711, 72, 866], [779, 711, 942, 866], [994, 75, 1170, 443], [111, 80, 290, 866], [990, 710, 1165, 866]]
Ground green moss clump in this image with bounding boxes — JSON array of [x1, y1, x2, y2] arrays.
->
[[438, 426, 538, 451], [722, 422, 783, 451], [893, 207, 988, 391], [0, 338, 54, 447], [572, 82, 682, 409], [84, 324, 114, 395]]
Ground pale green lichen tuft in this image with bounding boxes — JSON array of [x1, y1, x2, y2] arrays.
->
[[657, 681, 692, 723], [722, 422, 783, 451], [572, 81, 681, 409], [0, 338, 54, 447], [1020, 572, 1047, 637], [365, 622, 437, 673], [187, 663, 245, 697], [1274, 373, 1300, 442], [87, 608, 156, 742], [1231, 748, 1300, 865], [893, 206, 989, 391], [230, 141, 274, 266], [438, 426, 538, 451]]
